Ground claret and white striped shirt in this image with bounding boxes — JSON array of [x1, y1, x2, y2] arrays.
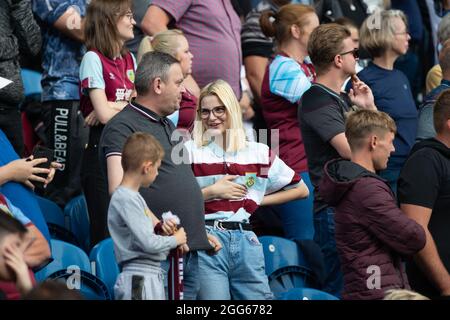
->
[[184, 140, 303, 223]]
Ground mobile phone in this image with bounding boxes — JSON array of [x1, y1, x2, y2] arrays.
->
[[30, 145, 54, 188], [131, 274, 145, 300]]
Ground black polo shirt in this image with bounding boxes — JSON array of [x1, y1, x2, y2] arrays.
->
[[99, 101, 211, 251]]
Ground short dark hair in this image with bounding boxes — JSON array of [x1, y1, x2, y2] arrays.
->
[[121, 132, 165, 172], [0, 209, 27, 242], [135, 51, 180, 95], [434, 89, 450, 133]]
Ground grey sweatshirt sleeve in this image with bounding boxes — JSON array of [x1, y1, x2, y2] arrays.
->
[[124, 200, 178, 255], [109, 188, 178, 260], [10, 0, 42, 57]]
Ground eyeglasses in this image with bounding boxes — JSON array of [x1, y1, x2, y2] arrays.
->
[[123, 12, 134, 22], [338, 48, 359, 59], [199, 106, 226, 119]]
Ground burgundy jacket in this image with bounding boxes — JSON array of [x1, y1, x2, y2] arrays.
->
[[319, 159, 426, 300]]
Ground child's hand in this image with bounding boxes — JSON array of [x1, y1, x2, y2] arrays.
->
[[174, 227, 187, 246], [177, 243, 190, 255], [3, 243, 32, 295], [161, 218, 178, 236]]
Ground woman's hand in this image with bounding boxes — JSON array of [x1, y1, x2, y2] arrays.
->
[[84, 110, 100, 127], [2, 157, 50, 189], [204, 175, 247, 200], [44, 161, 63, 188]]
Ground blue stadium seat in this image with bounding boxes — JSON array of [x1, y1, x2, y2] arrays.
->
[[49, 270, 111, 300], [35, 239, 91, 281], [89, 238, 119, 299], [259, 236, 316, 298], [279, 288, 339, 300], [36, 196, 78, 245], [21, 69, 42, 97], [35, 239, 111, 300], [64, 195, 90, 252]]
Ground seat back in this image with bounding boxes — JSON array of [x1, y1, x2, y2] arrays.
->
[[21, 69, 42, 97], [36, 196, 79, 246], [64, 195, 90, 252], [279, 288, 339, 300], [50, 270, 111, 300], [36, 196, 65, 227], [89, 238, 119, 299], [35, 239, 91, 282], [259, 236, 316, 298], [259, 236, 309, 275]]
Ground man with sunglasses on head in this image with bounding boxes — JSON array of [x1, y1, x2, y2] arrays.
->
[[298, 23, 376, 298]]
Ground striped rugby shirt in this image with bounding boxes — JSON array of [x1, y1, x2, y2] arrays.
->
[[184, 140, 303, 223]]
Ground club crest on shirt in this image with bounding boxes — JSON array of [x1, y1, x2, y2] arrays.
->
[[127, 70, 135, 83], [245, 172, 257, 188]]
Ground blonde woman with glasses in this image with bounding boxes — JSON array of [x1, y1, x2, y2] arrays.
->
[[183, 79, 309, 300]]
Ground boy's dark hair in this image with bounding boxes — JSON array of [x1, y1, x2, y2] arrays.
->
[[0, 209, 27, 241], [22, 280, 84, 300], [121, 132, 165, 172]]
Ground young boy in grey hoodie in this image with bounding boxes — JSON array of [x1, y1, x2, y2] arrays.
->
[[108, 132, 187, 300]]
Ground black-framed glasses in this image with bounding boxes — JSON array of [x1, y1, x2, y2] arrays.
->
[[199, 106, 226, 119], [339, 48, 359, 59]]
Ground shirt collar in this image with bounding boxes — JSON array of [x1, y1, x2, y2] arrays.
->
[[128, 99, 163, 123], [441, 79, 450, 87]]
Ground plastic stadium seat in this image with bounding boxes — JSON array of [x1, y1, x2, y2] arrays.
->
[[259, 236, 316, 298], [21, 69, 42, 97], [89, 238, 119, 299], [279, 288, 339, 300], [36, 196, 78, 245], [64, 195, 90, 252], [35, 240, 111, 300], [50, 270, 111, 300], [35, 239, 91, 281], [167, 110, 179, 126]]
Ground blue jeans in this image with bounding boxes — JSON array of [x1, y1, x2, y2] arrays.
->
[[314, 207, 342, 298], [197, 226, 273, 300], [276, 171, 315, 240]]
